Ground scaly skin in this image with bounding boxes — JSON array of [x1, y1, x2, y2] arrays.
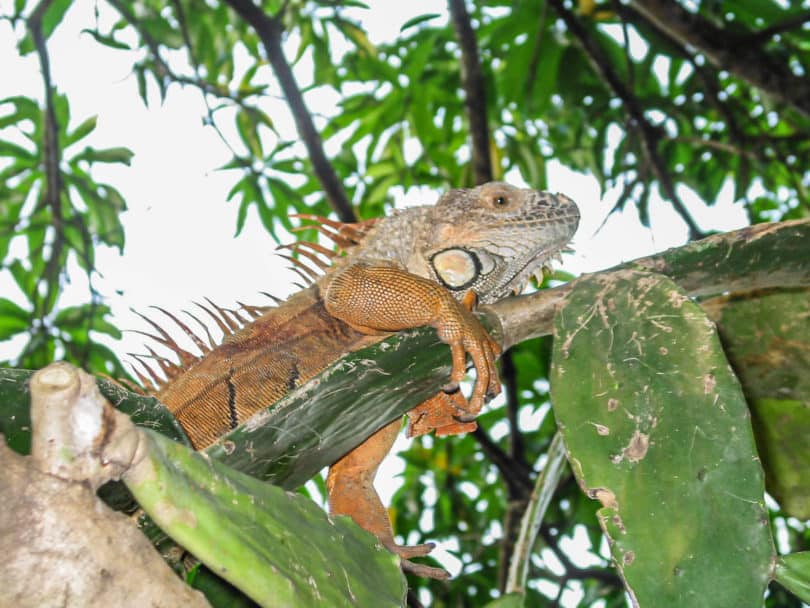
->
[[154, 182, 580, 579]]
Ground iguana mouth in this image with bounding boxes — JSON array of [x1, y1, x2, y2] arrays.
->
[[506, 245, 567, 297]]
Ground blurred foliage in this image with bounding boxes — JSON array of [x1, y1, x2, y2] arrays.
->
[[2, 0, 810, 606]]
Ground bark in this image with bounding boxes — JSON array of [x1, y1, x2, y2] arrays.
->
[[630, 0, 810, 118], [0, 364, 209, 608], [224, 0, 356, 222]]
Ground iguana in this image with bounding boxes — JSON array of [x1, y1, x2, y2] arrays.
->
[[133, 181, 580, 579]]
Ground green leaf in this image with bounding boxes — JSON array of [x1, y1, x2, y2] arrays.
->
[[0, 95, 40, 129], [334, 18, 377, 57], [54, 303, 121, 340], [483, 592, 524, 608], [64, 115, 97, 147], [40, 0, 73, 41], [80, 28, 131, 50], [703, 288, 810, 518], [72, 146, 134, 165], [0, 138, 35, 159], [0, 298, 30, 341], [400, 13, 441, 31], [235, 110, 263, 159]]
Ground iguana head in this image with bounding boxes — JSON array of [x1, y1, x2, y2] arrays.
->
[[421, 182, 580, 304]]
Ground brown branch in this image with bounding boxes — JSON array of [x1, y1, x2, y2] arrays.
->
[[446, 2, 535, 588], [497, 348, 526, 592], [546, 0, 705, 240], [223, 0, 356, 222], [629, 0, 810, 119], [28, 0, 64, 318], [405, 588, 424, 608], [523, 2, 549, 106], [470, 426, 534, 497], [743, 12, 810, 45], [501, 352, 525, 467], [539, 526, 622, 588], [448, 0, 492, 185]]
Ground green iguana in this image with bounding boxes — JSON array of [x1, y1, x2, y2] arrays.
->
[[133, 182, 580, 579]]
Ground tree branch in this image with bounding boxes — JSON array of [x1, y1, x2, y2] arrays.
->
[[743, 12, 810, 45], [487, 218, 810, 349], [471, 426, 534, 497], [523, 2, 549, 107], [28, 0, 64, 323], [629, 0, 810, 118], [223, 0, 356, 222], [448, 0, 492, 185], [546, 0, 705, 240]]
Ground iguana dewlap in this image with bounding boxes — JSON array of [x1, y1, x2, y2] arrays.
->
[[139, 182, 580, 579]]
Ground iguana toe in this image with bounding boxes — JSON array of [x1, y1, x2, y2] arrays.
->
[[401, 558, 451, 581]]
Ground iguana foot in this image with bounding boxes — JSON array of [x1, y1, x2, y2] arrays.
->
[[384, 540, 450, 580], [437, 288, 502, 417], [407, 392, 478, 438]]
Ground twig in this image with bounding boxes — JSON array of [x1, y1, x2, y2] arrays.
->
[[223, 0, 356, 222], [738, 12, 810, 45], [504, 432, 568, 596], [406, 588, 424, 608], [470, 426, 534, 497], [523, 2, 548, 106], [612, 0, 635, 94], [107, 0, 251, 167], [448, 0, 492, 185], [28, 0, 65, 321], [496, 349, 530, 590], [501, 351, 525, 467]]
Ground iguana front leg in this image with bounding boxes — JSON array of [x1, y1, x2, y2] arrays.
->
[[323, 261, 502, 412], [323, 261, 501, 578]]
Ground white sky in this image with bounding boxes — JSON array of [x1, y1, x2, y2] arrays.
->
[[0, 1, 751, 601]]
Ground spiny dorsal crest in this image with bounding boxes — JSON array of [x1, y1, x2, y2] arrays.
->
[[278, 214, 378, 286], [127, 299, 269, 393], [128, 214, 377, 392]]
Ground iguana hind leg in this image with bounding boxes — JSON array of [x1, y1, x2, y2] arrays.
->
[[326, 418, 450, 580]]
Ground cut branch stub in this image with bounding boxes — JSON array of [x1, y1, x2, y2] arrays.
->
[[550, 270, 775, 607]]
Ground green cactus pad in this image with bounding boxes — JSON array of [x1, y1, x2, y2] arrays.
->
[[704, 288, 810, 519], [774, 552, 810, 603], [124, 428, 406, 608], [550, 270, 775, 607]]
